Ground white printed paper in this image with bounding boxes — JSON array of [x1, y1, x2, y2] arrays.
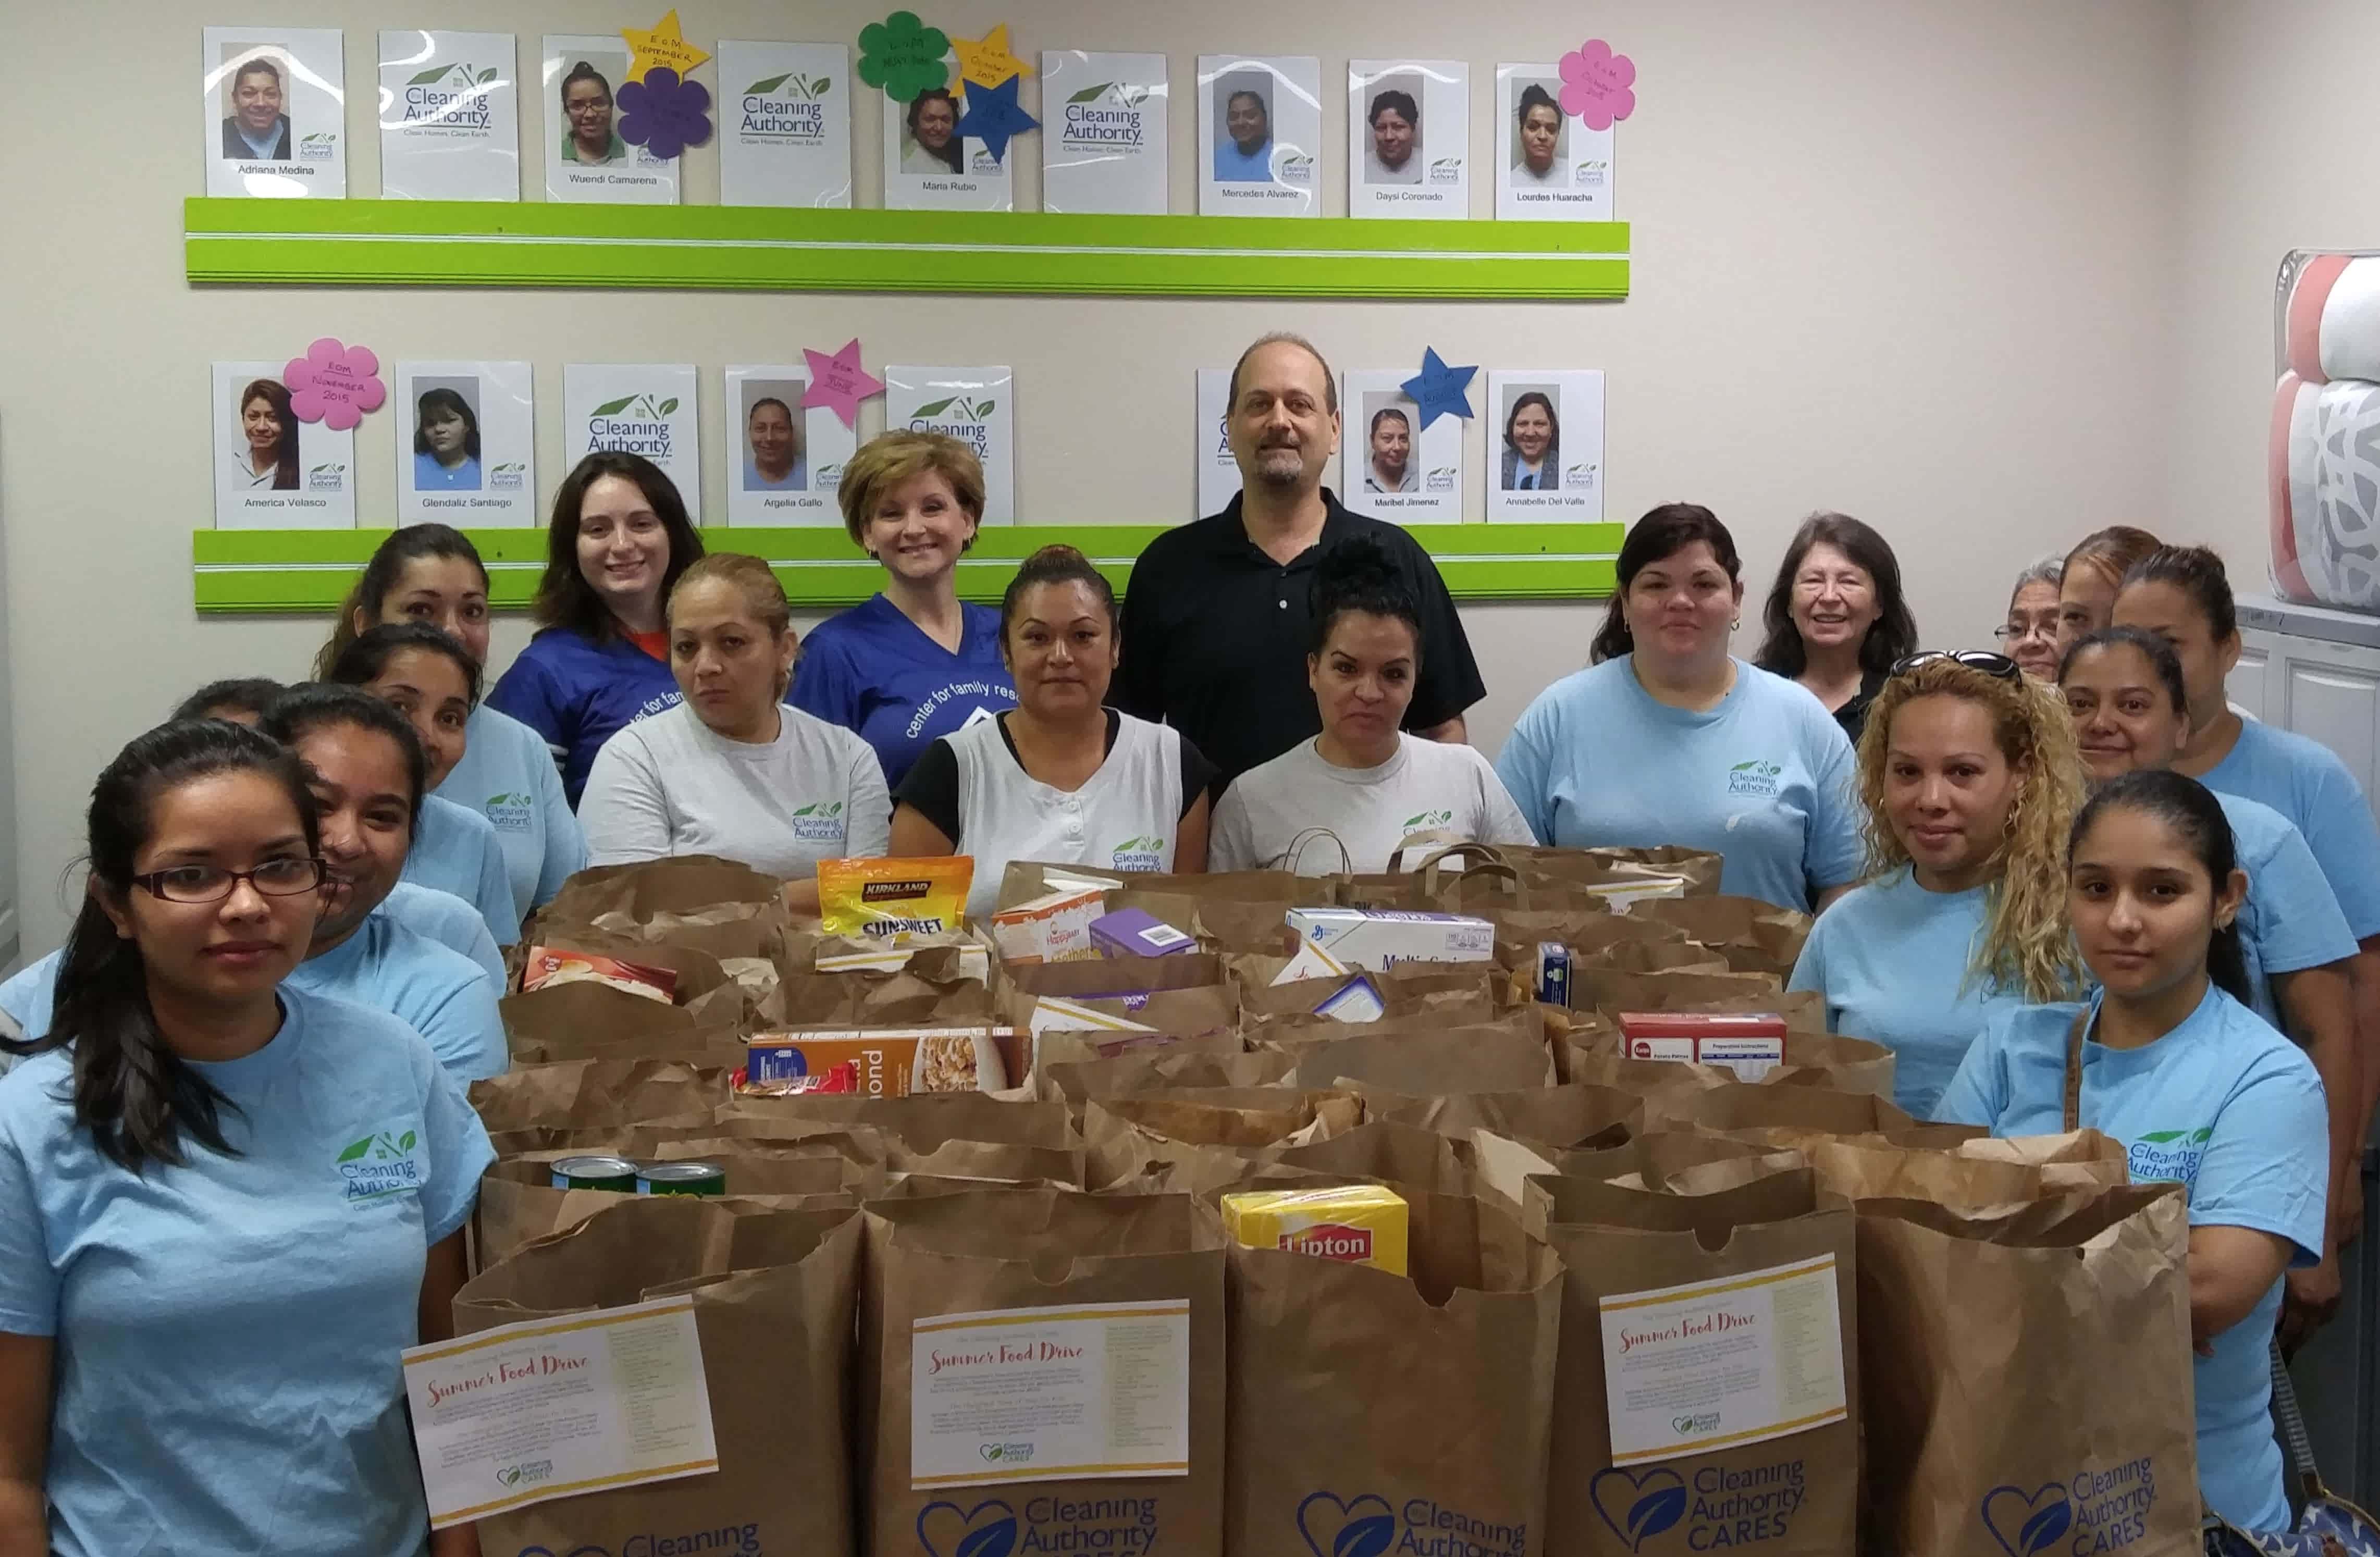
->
[[378, 31, 519, 201], [404, 1294, 719, 1528], [911, 1300, 1192, 1488], [1496, 65, 1614, 221], [884, 60, 1011, 212], [396, 361, 535, 525], [1043, 51, 1169, 215], [211, 361, 354, 529], [1622, 1033, 1786, 1083], [203, 28, 347, 199], [887, 366, 1014, 522], [1486, 370, 1605, 521], [1198, 55, 1322, 217], [543, 35, 679, 204], [1598, 1254, 1847, 1465], [724, 365, 859, 524], [1341, 371, 1463, 524], [1348, 61, 1468, 219], [718, 41, 852, 208], [1194, 368, 1242, 519], [564, 363, 699, 497]]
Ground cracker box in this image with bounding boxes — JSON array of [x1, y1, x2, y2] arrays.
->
[[989, 885, 1106, 964], [1222, 1185, 1410, 1277], [1281, 907, 1494, 970], [741, 1028, 1028, 1096], [1619, 1011, 1788, 1081]]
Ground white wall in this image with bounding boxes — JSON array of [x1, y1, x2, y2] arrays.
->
[[0, 0, 2187, 954], [2168, 1, 2380, 563]]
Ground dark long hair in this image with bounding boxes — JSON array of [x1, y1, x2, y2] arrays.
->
[[412, 387, 482, 463], [261, 683, 428, 827], [314, 523, 489, 681], [1755, 511, 1917, 678], [328, 622, 484, 708], [11, 721, 319, 1170], [172, 677, 284, 723], [2120, 545, 2239, 640], [906, 88, 965, 174], [2068, 769, 2250, 1005], [240, 378, 300, 491], [535, 452, 704, 642], [1308, 536, 1422, 669], [2059, 626, 2187, 716], [1591, 504, 1741, 664]]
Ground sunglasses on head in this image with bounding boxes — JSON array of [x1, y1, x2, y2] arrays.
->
[[1892, 649, 2021, 681]]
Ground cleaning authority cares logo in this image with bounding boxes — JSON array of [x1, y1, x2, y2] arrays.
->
[[2125, 1126, 2211, 1189], [588, 393, 680, 461], [1060, 82, 1155, 151], [400, 63, 499, 129], [1296, 1489, 1526, 1557], [1726, 759, 1782, 798], [916, 1494, 1161, 1556], [1978, 1456, 2160, 1556], [741, 68, 833, 140], [336, 1126, 425, 1202], [789, 799, 847, 843], [909, 395, 998, 460], [1589, 1457, 1809, 1552], [1111, 835, 1164, 871]]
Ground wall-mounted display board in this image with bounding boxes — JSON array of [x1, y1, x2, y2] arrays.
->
[[184, 199, 1629, 299], [191, 523, 1620, 613]]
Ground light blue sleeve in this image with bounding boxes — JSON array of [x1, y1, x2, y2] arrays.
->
[[788, 630, 859, 728], [470, 830, 522, 946], [2246, 821, 2358, 975], [0, 953, 59, 1040], [416, 1053, 495, 1245], [2192, 1053, 2329, 1266], [531, 738, 588, 910], [0, 1117, 57, 1334], [453, 913, 504, 990], [1933, 1008, 2014, 1126], [1786, 918, 1827, 997], [486, 645, 568, 767], [842, 734, 893, 858], [1493, 695, 1560, 847], [1803, 715, 1867, 891], [413, 965, 510, 1085], [2300, 762, 2380, 941]]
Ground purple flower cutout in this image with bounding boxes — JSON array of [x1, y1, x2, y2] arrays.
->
[[1558, 40, 1636, 132], [617, 67, 713, 160]]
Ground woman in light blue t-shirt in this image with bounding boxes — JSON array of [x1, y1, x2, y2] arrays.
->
[[1495, 503, 1865, 911], [0, 719, 490, 1557], [1938, 770, 2328, 1532], [317, 524, 588, 917], [1788, 652, 2088, 1117]]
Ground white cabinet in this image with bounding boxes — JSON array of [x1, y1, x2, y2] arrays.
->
[[2235, 598, 2380, 814]]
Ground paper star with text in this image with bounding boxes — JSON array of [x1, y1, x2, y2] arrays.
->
[[955, 74, 1039, 164], [1400, 347, 1477, 430], [623, 10, 710, 84], [801, 339, 886, 429], [951, 23, 1031, 91]]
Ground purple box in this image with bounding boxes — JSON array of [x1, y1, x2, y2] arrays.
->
[[1089, 908, 1196, 959]]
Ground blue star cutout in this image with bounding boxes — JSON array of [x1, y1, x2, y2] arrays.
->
[[955, 73, 1039, 165], [1400, 348, 1477, 431]]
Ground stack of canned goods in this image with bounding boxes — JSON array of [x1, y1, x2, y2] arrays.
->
[[548, 1155, 726, 1197]]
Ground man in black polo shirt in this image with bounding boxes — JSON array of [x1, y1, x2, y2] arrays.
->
[[1116, 332, 1486, 783]]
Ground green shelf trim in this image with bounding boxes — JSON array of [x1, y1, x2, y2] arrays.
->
[[193, 524, 1619, 612], [184, 199, 1629, 299]]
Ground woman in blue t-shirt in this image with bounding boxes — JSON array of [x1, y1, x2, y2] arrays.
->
[[1494, 503, 1865, 911], [316, 523, 587, 916], [790, 431, 1017, 789], [487, 452, 706, 806], [0, 719, 492, 1556], [1787, 652, 2088, 1117], [1938, 770, 2328, 1531]]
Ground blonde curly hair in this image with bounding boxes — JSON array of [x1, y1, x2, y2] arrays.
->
[[1855, 659, 2089, 1003]]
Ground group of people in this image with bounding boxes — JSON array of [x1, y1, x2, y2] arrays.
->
[[0, 327, 2361, 1549]]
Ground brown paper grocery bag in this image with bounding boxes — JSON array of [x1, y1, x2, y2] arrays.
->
[[1577, 967, 1785, 1016], [1630, 895, 1816, 981], [538, 854, 788, 927], [1856, 1186, 2199, 1557], [1670, 1081, 1916, 1145], [453, 1195, 860, 1555], [473, 1155, 862, 1266], [1029, 1029, 1243, 1095], [1573, 941, 1731, 977], [467, 1058, 728, 1134], [765, 963, 1000, 1030], [1225, 1191, 1563, 1557], [1263, 1119, 1475, 1196], [861, 1189, 1225, 1557], [1527, 1155, 1859, 1557], [1041, 1045, 1295, 1106], [1281, 1028, 1558, 1094], [1360, 1081, 1643, 1150], [1810, 1131, 2130, 1209], [719, 1090, 1077, 1153], [1081, 1091, 1359, 1189]]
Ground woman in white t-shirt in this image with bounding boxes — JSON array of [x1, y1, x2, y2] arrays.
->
[[891, 546, 1217, 918], [1211, 537, 1534, 872], [579, 554, 890, 907]]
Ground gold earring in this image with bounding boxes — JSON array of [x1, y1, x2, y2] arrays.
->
[[1731, 616, 1742, 631]]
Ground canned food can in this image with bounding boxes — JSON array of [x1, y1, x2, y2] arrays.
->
[[636, 1160, 727, 1197], [549, 1155, 639, 1192]]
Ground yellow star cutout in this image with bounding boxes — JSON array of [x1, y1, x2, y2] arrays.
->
[[951, 23, 1030, 91], [622, 9, 710, 83]]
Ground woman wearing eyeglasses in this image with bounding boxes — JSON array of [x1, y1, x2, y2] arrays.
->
[[1996, 554, 2064, 679], [1787, 651, 2089, 1116], [0, 719, 492, 1557]]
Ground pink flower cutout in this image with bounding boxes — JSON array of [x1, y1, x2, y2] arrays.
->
[[282, 338, 386, 431], [1559, 39, 1636, 132]]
